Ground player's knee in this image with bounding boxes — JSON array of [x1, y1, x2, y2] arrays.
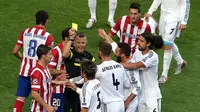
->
[[17, 96, 26, 101]]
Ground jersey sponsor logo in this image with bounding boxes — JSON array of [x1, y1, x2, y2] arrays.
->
[[122, 32, 140, 39], [33, 78, 38, 84]]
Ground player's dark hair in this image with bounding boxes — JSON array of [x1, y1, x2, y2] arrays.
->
[[61, 27, 72, 40], [35, 10, 49, 25], [98, 40, 112, 56], [75, 32, 87, 39], [141, 32, 163, 49], [118, 43, 131, 57], [37, 44, 52, 59], [129, 2, 141, 13], [81, 59, 97, 80]]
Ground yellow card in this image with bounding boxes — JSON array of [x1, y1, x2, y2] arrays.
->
[[72, 23, 78, 31]]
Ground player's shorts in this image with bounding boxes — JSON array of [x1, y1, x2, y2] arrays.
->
[[16, 75, 31, 97], [51, 93, 64, 112], [106, 101, 124, 112], [159, 11, 180, 46], [138, 98, 161, 112], [126, 96, 139, 112]]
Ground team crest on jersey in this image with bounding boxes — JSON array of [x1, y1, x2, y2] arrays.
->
[[33, 79, 38, 84]]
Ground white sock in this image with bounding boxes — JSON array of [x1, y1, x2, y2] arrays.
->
[[162, 49, 173, 77], [88, 0, 97, 20], [173, 43, 183, 65], [108, 0, 117, 21]]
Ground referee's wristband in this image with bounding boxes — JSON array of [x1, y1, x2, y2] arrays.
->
[[76, 87, 81, 94]]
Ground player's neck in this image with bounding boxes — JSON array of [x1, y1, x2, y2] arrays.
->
[[130, 20, 139, 26], [101, 56, 111, 62], [142, 49, 150, 55], [38, 60, 47, 68], [84, 77, 88, 83], [36, 24, 45, 28], [121, 56, 131, 63]]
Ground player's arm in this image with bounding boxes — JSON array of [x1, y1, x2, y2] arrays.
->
[[65, 81, 82, 94], [108, 18, 121, 39], [179, 0, 190, 30], [32, 90, 55, 111], [121, 61, 145, 69], [98, 29, 114, 44], [124, 93, 136, 110], [12, 44, 23, 60], [49, 68, 66, 76], [13, 30, 24, 60], [81, 108, 88, 112], [145, 0, 161, 21], [62, 40, 73, 58]]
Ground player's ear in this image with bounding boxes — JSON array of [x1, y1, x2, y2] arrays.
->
[[45, 19, 48, 25]]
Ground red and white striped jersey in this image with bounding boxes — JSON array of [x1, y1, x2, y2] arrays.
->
[[48, 42, 65, 94], [16, 25, 54, 77], [30, 63, 52, 112], [110, 16, 151, 53]]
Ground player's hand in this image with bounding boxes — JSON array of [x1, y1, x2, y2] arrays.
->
[[98, 29, 107, 39], [66, 81, 77, 91], [124, 100, 129, 111], [46, 105, 56, 112], [144, 13, 151, 22], [55, 73, 69, 81], [179, 24, 187, 30]]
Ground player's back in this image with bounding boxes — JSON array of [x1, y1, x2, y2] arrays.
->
[[80, 79, 102, 112], [96, 60, 129, 104], [18, 26, 53, 77]]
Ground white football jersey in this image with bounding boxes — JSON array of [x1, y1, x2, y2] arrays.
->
[[124, 58, 141, 100], [148, 0, 189, 24], [96, 60, 130, 104], [80, 79, 102, 112], [133, 49, 162, 105]]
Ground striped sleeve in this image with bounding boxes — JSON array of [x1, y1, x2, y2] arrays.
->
[[46, 34, 54, 47], [16, 30, 25, 46], [109, 17, 122, 36], [31, 70, 42, 91], [48, 48, 58, 69]]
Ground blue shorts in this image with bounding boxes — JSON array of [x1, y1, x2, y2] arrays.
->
[[52, 93, 64, 112], [16, 75, 31, 97]]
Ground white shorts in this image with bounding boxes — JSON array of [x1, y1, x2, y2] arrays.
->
[[126, 96, 139, 112], [105, 101, 125, 112], [138, 98, 161, 112], [159, 11, 180, 46]]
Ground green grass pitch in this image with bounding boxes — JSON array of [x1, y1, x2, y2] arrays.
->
[[0, 0, 200, 111]]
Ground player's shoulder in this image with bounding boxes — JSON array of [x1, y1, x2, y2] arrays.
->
[[83, 50, 94, 59], [87, 79, 101, 91]]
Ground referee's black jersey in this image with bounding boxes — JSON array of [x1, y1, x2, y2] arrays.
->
[[64, 49, 95, 78]]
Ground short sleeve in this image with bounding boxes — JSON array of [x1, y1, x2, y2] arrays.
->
[[31, 70, 42, 91], [109, 18, 122, 36], [48, 48, 58, 69], [141, 52, 158, 68], [45, 35, 54, 47], [16, 30, 25, 46]]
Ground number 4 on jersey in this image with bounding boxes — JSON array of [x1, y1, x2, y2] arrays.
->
[[112, 73, 120, 90]]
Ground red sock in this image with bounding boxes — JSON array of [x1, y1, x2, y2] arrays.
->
[[13, 99, 24, 112]]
